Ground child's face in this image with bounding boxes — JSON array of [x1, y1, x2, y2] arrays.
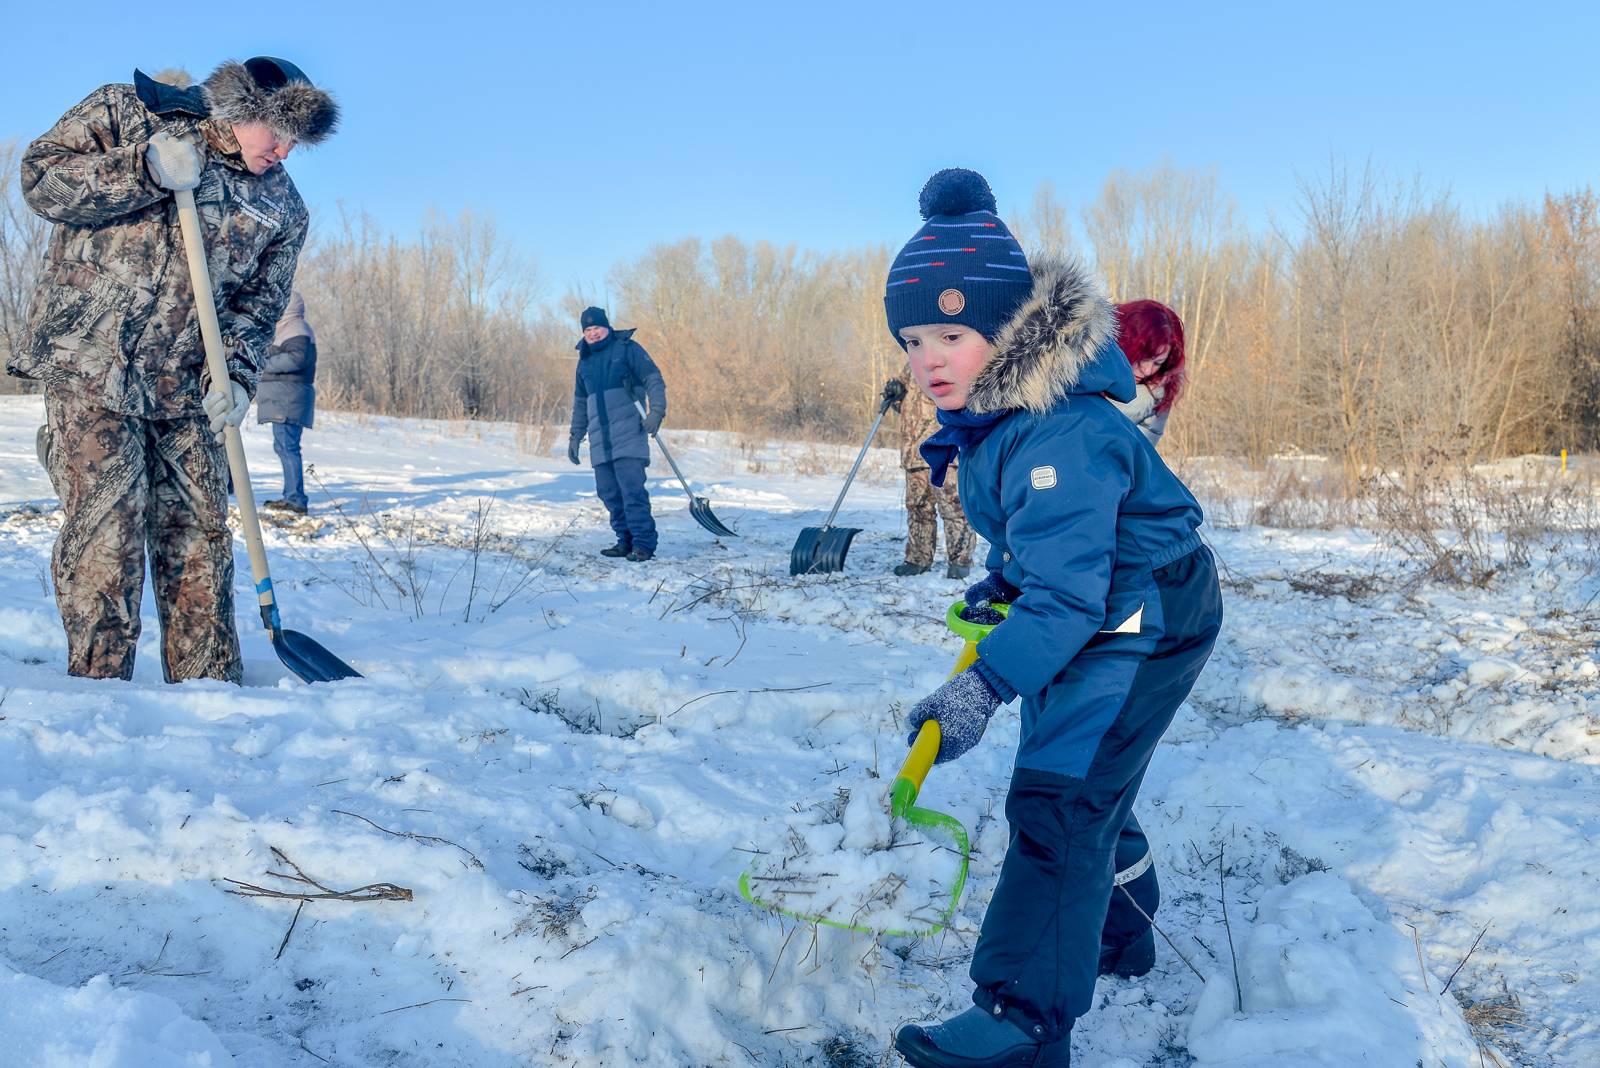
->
[[899, 324, 994, 410]]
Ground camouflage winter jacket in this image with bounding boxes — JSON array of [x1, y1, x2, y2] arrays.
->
[[8, 81, 308, 418]]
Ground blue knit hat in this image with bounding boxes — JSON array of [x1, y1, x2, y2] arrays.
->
[[884, 169, 1032, 347], [580, 306, 610, 330]]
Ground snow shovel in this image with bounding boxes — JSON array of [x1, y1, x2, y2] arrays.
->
[[737, 617, 973, 937], [174, 188, 361, 684], [788, 377, 907, 576], [631, 400, 737, 538]]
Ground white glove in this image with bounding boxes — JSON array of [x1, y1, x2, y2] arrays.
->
[[145, 131, 203, 191], [202, 381, 251, 439]]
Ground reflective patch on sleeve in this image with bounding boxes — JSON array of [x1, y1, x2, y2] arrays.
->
[[1099, 605, 1143, 634], [1113, 850, 1153, 886], [1030, 465, 1057, 490]]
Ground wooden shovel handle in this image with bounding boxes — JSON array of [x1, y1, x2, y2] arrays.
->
[[172, 189, 278, 629]]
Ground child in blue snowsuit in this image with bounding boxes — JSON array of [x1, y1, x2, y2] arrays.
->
[[888, 170, 1223, 1068]]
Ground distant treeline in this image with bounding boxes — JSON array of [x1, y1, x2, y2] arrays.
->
[[4, 142, 1597, 474]]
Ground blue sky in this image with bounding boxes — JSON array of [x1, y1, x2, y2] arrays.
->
[[2, 1, 1595, 302]]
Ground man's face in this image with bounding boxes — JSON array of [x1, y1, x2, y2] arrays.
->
[[900, 324, 994, 410], [583, 325, 610, 345], [232, 123, 295, 175]]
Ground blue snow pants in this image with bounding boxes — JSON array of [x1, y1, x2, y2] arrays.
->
[[592, 457, 657, 553], [271, 422, 307, 510], [970, 545, 1223, 1042]]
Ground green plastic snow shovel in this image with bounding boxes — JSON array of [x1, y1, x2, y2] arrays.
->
[[738, 605, 1002, 936]]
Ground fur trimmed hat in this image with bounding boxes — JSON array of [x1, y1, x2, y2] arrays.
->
[[202, 57, 339, 145]]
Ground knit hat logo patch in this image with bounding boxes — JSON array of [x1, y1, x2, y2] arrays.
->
[[938, 288, 966, 316]]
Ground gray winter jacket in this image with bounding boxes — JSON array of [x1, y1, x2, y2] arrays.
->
[[568, 328, 666, 465], [1110, 382, 1169, 447], [255, 335, 316, 427]]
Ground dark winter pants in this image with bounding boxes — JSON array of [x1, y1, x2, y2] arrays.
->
[[970, 546, 1222, 1042], [271, 422, 307, 509], [44, 389, 243, 684], [592, 458, 657, 553]]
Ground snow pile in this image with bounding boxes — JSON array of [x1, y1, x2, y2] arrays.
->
[[1186, 873, 1478, 1067], [744, 777, 964, 932], [0, 963, 235, 1067]]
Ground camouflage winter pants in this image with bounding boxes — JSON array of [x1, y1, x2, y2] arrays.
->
[[44, 389, 243, 683], [904, 465, 975, 569]]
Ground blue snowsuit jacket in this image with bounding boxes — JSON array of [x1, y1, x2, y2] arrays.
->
[[955, 257, 1205, 777], [569, 328, 668, 466]]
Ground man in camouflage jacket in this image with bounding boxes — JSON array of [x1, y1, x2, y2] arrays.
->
[[894, 366, 976, 579], [9, 58, 338, 682]]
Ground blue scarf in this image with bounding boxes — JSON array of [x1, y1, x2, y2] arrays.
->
[[919, 406, 1012, 487]]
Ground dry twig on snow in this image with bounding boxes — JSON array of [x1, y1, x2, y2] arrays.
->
[[223, 846, 414, 903]]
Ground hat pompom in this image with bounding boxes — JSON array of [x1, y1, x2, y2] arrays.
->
[[918, 168, 997, 220]]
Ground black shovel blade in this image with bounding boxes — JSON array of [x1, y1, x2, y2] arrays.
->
[[272, 628, 362, 683], [790, 526, 861, 576], [689, 496, 739, 538]]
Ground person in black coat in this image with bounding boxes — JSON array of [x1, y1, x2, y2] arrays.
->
[[256, 290, 317, 514]]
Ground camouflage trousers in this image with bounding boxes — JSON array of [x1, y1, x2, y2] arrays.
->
[[904, 465, 975, 569], [44, 389, 243, 683]]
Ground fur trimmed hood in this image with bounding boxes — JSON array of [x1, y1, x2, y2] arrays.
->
[[965, 256, 1133, 415], [203, 59, 339, 145]]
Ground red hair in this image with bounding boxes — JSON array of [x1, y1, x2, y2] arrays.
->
[[1114, 300, 1186, 413]]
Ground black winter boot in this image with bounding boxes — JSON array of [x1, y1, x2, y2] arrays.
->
[[894, 561, 931, 577], [895, 1006, 1069, 1067], [1097, 926, 1155, 978], [626, 548, 654, 562], [600, 543, 632, 558]]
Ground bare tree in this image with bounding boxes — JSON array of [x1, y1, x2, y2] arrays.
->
[[0, 141, 48, 392]]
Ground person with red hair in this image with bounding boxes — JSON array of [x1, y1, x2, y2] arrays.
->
[[1112, 300, 1186, 447]]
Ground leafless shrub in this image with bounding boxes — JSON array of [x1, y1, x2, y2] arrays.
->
[[1370, 465, 1587, 587]]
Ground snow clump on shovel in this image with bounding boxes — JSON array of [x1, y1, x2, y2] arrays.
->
[[745, 776, 962, 932]]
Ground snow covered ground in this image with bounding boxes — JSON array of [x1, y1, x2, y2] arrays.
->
[[0, 395, 1595, 1067]]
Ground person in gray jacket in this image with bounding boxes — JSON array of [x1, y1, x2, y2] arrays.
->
[[257, 290, 317, 514], [567, 307, 667, 561]]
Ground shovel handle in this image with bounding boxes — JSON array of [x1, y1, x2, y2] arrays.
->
[[173, 188, 279, 633], [892, 627, 989, 815], [892, 719, 941, 817]]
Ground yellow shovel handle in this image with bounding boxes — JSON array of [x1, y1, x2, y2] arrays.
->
[[892, 638, 976, 809], [893, 719, 941, 814]]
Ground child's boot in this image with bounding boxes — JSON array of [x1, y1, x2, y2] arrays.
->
[[1097, 926, 1155, 978], [894, 1005, 1069, 1067]]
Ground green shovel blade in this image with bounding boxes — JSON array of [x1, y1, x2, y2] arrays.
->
[[737, 767, 970, 938]]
